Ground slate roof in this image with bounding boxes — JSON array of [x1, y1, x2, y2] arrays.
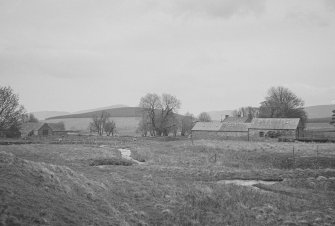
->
[[250, 118, 301, 130], [220, 123, 251, 132], [191, 122, 223, 131], [222, 116, 251, 123], [20, 122, 44, 137], [47, 123, 65, 131]]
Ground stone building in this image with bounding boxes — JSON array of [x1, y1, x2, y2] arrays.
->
[[248, 118, 302, 141]]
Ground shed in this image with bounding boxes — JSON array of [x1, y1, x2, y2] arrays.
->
[[191, 121, 223, 140], [248, 118, 302, 141], [191, 121, 251, 140], [38, 123, 54, 136], [20, 122, 44, 137], [20, 122, 66, 137]]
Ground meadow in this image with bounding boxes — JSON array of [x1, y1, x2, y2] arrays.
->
[[1, 137, 335, 225]]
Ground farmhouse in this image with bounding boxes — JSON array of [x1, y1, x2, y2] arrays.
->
[[191, 121, 250, 140], [20, 122, 66, 137], [192, 118, 303, 141], [248, 118, 303, 141]]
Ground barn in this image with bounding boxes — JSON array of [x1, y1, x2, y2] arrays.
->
[[191, 121, 251, 140], [248, 118, 303, 141], [192, 118, 304, 142], [20, 122, 66, 137], [191, 122, 223, 140], [217, 123, 250, 141]]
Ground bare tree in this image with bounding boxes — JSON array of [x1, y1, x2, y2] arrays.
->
[[0, 86, 25, 133], [89, 111, 110, 136], [139, 93, 161, 136], [259, 86, 307, 126], [198, 112, 211, 122], [104, 120, 116, 136], [232, 106, 259, 118], [158, 94, 181, 136], [22, 113, 39, 123], [139, 93, 181, 136]]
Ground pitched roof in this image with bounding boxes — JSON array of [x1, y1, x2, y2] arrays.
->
[[20, 122, 44, 136], [250, 118, 301, 130], [220, 123, 250, 132], [191, 121, 223, 131], [222, 116, 251, 123], [47, 123, 65, 131]]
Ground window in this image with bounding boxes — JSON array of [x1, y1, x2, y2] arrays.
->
[[43, 129, 49, 136], [259, 131, 264, 137]]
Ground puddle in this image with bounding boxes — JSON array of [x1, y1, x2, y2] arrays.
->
[[118, 149, 144, 164], [217, 179, 279, 188]]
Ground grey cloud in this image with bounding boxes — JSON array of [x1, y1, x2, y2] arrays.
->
[[285, 11, 330, 27], [324, 0, 335, 11], [167, 0, 266, 18]]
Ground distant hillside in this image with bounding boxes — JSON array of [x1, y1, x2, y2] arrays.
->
[[207, 110, 233, 121], [304, 105, 334, 119], [47, 107, 142, 120], [31, 111, 70, 120], [73, 104, 128, 114]]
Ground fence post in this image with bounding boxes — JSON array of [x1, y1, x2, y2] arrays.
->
[[316, 145, 319, 169], [292, 146, 295, 169]]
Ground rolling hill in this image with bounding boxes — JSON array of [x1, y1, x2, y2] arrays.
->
[[304, 105, 334, 119], [47, 107, 142, 120], [31, 111, 71, 120], [73, 104, 128, 114]]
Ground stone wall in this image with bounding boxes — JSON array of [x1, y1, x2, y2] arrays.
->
[[249, 129, 297, 141], [192, 131, 248, 141]]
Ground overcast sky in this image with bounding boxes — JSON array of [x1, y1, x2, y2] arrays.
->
[[1, 0, 335, 115]]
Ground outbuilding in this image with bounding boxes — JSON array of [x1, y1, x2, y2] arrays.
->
[[248, 118, 303, 141], [191, 121, 223, 140], [20, 122, 66, 137], [217, 123, 250, 141]]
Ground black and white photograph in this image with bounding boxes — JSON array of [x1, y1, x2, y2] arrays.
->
[[1, 0, 335, 225]]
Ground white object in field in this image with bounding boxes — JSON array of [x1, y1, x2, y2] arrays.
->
[[217, 179, 278, 188], [118, 149, 144, 164]]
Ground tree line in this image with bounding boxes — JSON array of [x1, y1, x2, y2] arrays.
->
[[1, 85, 334, 138], [232, 86, 308, 126]]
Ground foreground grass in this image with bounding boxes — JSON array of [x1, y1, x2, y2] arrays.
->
[[1, 138, 335, 225]]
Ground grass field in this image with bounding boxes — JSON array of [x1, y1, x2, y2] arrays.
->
[[45, 117, 141, 135], [1, 138, 335, 225]]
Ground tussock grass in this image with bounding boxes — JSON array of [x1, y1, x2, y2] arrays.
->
[[89, 158, 133, 166], [1, 139, 335, 225]]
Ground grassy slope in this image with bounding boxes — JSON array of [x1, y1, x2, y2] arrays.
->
[[304, 105, 334, 119], [47, 107, 143, 119], [1, 139, 335, 225]]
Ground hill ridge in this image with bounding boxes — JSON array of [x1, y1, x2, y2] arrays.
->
[[47, 107, 143, 120]]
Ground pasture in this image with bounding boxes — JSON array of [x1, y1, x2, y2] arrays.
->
[[1, 138, 335, 225], [45, 117, 141, 135]]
